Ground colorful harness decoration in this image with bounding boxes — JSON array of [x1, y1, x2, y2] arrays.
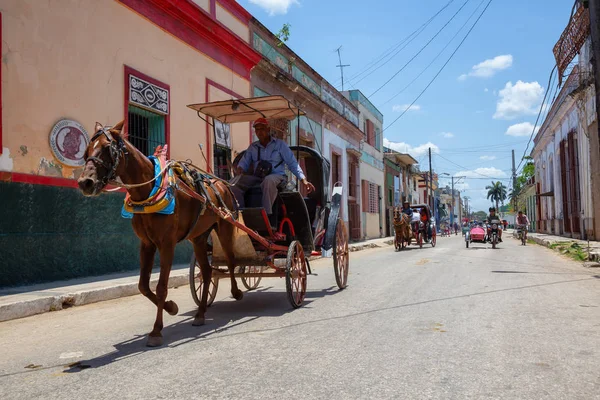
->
[[121, 147, 175, 218]]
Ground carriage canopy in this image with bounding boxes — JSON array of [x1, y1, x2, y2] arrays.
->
[[187, 95, 305, 124]]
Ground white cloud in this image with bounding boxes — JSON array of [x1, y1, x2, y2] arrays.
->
[[459, 55, 513, 80], [393, 104, 421, 113], [484, 88, 489, 92], [505, 122, 539, 137], [493, 80, 544, 120], [440, 132, 454, 138], [479, 155, 497, 161], [454, 167, 507, 179], [248, 0, 298, 15], [383, 138, 439, 158]]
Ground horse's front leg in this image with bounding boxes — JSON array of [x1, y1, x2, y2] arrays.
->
[[218, 221, 243, 301], [147, 243, 176, 347]]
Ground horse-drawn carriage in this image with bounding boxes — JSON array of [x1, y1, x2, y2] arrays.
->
[[78, 95, 349, 346], [186, 96, 349, 309], [392, 203, 436, 250]]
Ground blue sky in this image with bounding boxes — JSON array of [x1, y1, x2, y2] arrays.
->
[[238, 0, 574, 212]]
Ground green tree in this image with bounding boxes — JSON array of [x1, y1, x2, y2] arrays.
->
[[486, 181, 508, 211], [473, 211, 488, 221], [275, 23, 291, 47]]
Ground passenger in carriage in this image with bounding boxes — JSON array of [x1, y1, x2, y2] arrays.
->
[[230, 118, 315, 217]]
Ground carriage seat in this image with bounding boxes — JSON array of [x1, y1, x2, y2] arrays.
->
[[243, 179, 288, 209]]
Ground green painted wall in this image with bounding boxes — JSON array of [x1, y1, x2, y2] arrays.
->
[[0, 182, 192, 288]]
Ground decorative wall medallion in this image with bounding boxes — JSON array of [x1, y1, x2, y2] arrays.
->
[[129, 75, 169, 115], [49, 119, 89, 167]]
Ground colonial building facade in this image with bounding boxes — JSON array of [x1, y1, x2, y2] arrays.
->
[[0, 0, 261, 287]]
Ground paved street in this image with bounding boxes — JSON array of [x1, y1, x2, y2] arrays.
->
[[1, 236, 599, 400]]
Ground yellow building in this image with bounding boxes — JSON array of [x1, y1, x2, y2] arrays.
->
[[0, 0, 261, 287]]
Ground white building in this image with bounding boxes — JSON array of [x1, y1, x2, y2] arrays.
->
[[344, 90, 385, 239], [531, 65, 594, 239]]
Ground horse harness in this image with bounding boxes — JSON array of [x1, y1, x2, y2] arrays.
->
[[86, 128, 128, 187]]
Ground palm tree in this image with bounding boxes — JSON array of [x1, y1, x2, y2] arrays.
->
[[486, 181, 508, 211]]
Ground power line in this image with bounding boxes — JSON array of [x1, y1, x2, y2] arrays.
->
[[514, 65, 557, 173], [382, 0, 494, 133], [436, 151, 506, 179], [335, 0, 457, 87], [368, 0, 472, 98], [383, 0, 486, 106], [515, 0, 578, 173]]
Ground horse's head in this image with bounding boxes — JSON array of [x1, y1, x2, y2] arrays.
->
[[77, 121, 126, 196]]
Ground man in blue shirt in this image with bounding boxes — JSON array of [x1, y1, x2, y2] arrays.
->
[[230, 118, 315, 215]]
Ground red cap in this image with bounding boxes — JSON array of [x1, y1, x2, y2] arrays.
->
[[253, 118, 269, 127]]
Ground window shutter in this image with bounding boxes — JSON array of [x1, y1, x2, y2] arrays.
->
[[362, 180, 368, 212]]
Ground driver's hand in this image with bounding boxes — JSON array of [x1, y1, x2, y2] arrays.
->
[[302, 179, 315, 194]]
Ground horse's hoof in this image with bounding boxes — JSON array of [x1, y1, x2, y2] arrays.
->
[[233, 290, 244, 301], [192, 317, 205, 326], [146, 335, 163, 347], [165, 300, 179, 316]]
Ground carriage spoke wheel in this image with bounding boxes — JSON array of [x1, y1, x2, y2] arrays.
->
[[189, 256, 219, 307], [285, 240, 307, 308], [431, 230, 437, 247], [333, 218, 349, 290], [241, 266, 263, 291], [418, 232, 423, 248]]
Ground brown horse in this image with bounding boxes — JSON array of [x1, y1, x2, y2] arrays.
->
[[77, 121, 242, 347]]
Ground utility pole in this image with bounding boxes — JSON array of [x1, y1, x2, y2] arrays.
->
[[335, 46, 350, 91], [428, 147, 433, 210], [511, 149, 517, 210]]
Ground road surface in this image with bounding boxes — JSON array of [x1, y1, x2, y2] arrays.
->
[[1, 235, 599, 399]]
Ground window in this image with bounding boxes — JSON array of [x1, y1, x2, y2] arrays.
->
[[348, 161, 358, 198], [369, 183, 379, 213], [125, 67, 169, 156], [128, 105, 166, 156], [366, 119, 375, 147], [331, 153, 341, 187], [362, 180, 379, 213]]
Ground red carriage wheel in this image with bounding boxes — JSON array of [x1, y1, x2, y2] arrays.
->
[[189, 255, 219, 307], [333, 218, 349, 289], [431, 229, 437, 247], [285, 240, 307, 308], [418, 231, 423, 248], [241, 266, 263, 291]]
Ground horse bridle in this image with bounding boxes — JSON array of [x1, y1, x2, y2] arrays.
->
[[86, 128, 128, 187]]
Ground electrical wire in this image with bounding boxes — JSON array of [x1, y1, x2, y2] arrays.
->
[[336, 0, 457, 87], [383, 0, 486, 105], [514, 66, 557, 173], [368, 0, 472, 97], [382, 0, 494, 133]]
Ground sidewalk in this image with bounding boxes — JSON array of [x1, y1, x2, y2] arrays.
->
[[510, 229, 600, 262], [0, 236, 394, 323]]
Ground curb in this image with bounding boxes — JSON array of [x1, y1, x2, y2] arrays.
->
[[1, 240, 394, 323], [0, 272, 189, 323], [349, 239, 394, 252], [512, 232, 600, 262]]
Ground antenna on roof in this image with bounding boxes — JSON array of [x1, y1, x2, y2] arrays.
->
[[335, 46, 350, 91]]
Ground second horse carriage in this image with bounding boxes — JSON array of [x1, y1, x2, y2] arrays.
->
[[187, 96, 349, 308], [393, 203, 437, 250]]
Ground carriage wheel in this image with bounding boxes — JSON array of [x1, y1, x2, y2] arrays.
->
[[189, 255, 219, 307], [333, 218, 349, 290], [285, 240, 307, 308], [418, 232, 423, 248], [431, 229, 437, 247], [241, 266, 263, 291]]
